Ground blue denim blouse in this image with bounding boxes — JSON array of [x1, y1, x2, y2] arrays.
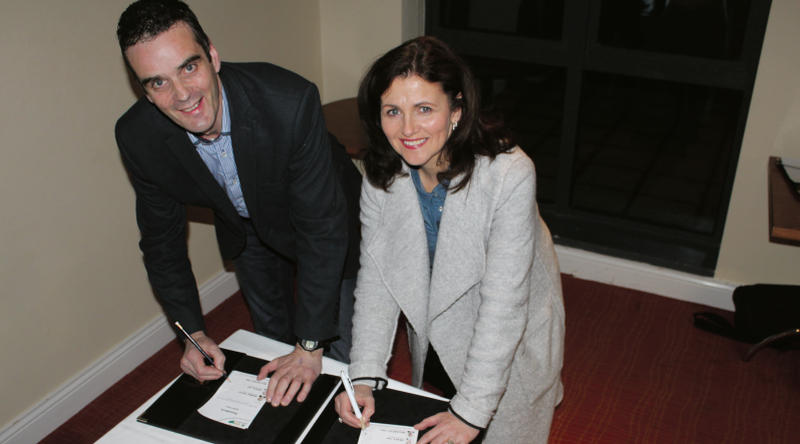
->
[[409, 169, 449, 267]]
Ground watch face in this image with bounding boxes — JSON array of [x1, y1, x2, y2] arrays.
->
[[300, 339, 319, 351]]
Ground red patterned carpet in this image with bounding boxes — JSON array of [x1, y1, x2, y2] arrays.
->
[[42, 275, 800, 443]]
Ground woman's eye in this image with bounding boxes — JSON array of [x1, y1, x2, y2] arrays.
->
[[385, 108, 399, 116], [419, 106, 432, 113]]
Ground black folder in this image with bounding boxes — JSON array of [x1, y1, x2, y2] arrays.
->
[[137, 348, 450, 443], [137, 348, 340, 444]]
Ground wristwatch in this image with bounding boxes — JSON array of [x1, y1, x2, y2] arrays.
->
[[298, 339, 321, 352]]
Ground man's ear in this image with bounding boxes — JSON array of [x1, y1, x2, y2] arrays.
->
[[209, 43, 221, 73]]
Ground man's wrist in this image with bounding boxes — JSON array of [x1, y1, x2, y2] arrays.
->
[[297, 338, 322, 352]]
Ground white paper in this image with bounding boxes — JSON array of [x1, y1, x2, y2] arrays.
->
[[197, 370, 268, 429], [357, 422, 418, 444], [781, 157, 800, 184]]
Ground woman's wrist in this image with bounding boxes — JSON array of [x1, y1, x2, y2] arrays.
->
[[448, 405, 485, 431], [351, 376, 388, 391]]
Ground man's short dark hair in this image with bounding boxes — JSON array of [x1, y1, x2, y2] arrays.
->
[[117, 0, 211, 61]]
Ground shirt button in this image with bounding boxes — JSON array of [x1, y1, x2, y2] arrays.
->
[[221, 150, 227, 157], [438, 206, 443, 212]]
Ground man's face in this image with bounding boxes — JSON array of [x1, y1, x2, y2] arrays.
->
[[125, 22, 222, 139]]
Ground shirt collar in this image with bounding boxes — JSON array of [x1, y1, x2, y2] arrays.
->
[[409, 168, 449, 197]]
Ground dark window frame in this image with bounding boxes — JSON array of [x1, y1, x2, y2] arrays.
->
[[426, 0, 772, 275]]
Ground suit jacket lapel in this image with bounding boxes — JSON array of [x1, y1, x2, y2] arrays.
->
[[222, 70, 259, 215], [165, 131, 235, 216]]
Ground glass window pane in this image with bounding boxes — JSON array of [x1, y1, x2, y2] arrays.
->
[[438, 0, 564, 40], [468, 57, 566, 203], [572, 72, 743, 235], [597, 0, 752, 60]]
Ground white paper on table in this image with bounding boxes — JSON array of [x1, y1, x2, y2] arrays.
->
[[357, 422, 418, 444], [197, 370, 268, 429], [781, 157, 800, 184]]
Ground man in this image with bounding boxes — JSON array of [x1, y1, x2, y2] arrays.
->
[[115, 0, 357, 407]]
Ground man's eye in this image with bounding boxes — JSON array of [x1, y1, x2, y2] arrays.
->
[[419, 106, 432, 113], [185, 63, 196, 73], [151, 79, 165, 89]]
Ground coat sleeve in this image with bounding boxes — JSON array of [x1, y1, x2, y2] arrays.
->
[[286, 84, 348, 341], [449, 153, 538, 428], [115, 129, 205, 335], [347, 179, 402, 381]]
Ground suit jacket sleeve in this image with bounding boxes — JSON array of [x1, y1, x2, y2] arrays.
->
[[285, 84, 348, 341], [115, 129, 205, 335]]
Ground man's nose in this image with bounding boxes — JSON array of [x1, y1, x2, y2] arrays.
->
[[173, 80, 191, 102]]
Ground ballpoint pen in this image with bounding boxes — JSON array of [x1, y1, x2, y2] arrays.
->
[[174, 321, 228, 378], [340, 370, 365, 429]]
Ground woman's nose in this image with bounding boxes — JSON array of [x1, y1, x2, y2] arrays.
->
[[401, 115, 415, 136]]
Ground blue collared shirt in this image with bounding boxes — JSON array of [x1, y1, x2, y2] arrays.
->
[[188, 86, 250, 217], [409, 169, 448, 267]]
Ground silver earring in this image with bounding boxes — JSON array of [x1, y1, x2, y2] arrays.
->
[[451, 121, 458, 132]]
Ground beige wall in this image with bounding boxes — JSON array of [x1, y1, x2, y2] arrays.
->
[[0, 0, 321, 430], [716, 0, 800, 285], [319, 0, 405, 104]]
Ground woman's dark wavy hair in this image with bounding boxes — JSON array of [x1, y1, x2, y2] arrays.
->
[[357, 36, 512, 192], [117, 0, 211, 69]]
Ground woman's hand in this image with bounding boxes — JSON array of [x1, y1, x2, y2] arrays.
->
[[334, 384, 374, 429], [415, 411, 480, 444]]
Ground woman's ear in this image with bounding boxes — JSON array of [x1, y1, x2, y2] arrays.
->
[[451, 92, 463, 125]]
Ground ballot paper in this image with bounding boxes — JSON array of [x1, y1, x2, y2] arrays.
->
[[357, 422, 419, 444], [197, 370, 268, 429]]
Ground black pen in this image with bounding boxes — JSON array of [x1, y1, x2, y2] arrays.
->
[[174, 321, 227, 378]]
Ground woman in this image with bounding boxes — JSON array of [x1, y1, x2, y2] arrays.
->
[[334, 36, 564, 444]]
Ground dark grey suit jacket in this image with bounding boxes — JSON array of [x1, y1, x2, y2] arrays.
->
[[115, 62, 348, 341]]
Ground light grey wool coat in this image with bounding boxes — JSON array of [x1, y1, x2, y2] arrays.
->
[[349, 147, 565, 443]]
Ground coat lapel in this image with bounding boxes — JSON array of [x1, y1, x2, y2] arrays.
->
[[369, 174, 431, 336], [429, 182, 484, 319], [369, 171, 485, 329]]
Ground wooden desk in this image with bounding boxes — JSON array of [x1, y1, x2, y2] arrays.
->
[[768, 156, 800, 245]]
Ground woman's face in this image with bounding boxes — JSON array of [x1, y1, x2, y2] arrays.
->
[[379, 74, 461, 174]]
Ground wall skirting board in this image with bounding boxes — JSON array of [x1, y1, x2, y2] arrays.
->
[[0, 271, 239, 444], [0, 246, 736, 443], [555, 245, 735, 311]]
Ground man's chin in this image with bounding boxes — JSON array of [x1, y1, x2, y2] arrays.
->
[[175, 120, 214, 137]]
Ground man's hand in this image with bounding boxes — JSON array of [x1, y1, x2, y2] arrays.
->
[[180, 331, 226, 381], [258, 344, 322, 407], [415, 411, 480, 444]]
